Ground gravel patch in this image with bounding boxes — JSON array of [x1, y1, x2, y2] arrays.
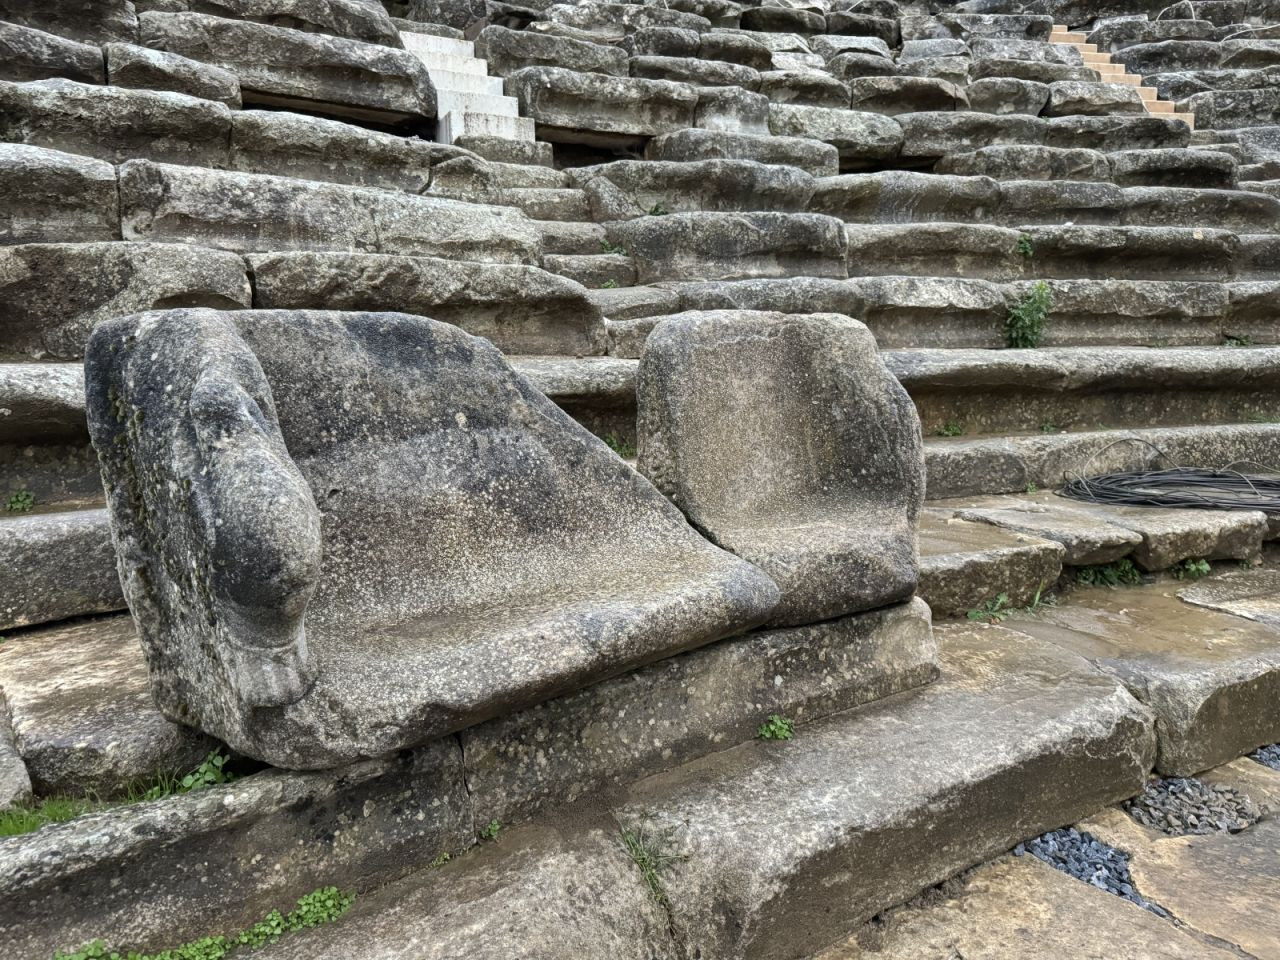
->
[[1251, 743, 1280, 771], [1124, 776, 1259, 836], [1015, 827, 1168, 917]]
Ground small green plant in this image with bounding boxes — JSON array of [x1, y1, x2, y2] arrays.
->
[[1005, 281, 1052, 349], [1074, 557, 1142, 588], [54, 887, 354, 960], [1016, 234, 1035, 259], [603, 433, 636, 459], [601, 278, 619, 289], [1172, 557, 1211, 581], [429, 851, 451, 868], [479, 819, 502, 841], [757, 714, 795, 741], [600, 239, 627, 256], [180, 750, 235, 792], [967, 584, 1054, 623], [1025, 481, 1039, 494], [620, 826, 683, 909], [0, 796, 101, 838], [937, 421, 965, 438], [1225, 335, 1253, 347], [647, 202, 670, 216], [1039, 421, 1058, 434], [6, 490, 34, 513]]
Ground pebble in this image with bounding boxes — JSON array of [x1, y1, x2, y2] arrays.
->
[[1252, 743, 1280, 772], [1014, 828, 1168, 917], [1123, 776, 1260, 837]]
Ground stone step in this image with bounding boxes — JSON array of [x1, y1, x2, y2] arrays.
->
[[411, 49, 489, 77], [0, 360, 98, 506], [426, 68, 504, 98], [399, 31, 476, 62], [439, 110, 535, 144], [502, 186, 591, 222], [0, 506, 123, 631], [436, 89, 520, 119], [241, 623, 1153, 960], [917, 509, 1064, 618], [542, 252, 637, 289], [1000, 581, 1280, 775], [886, 345, 1280, 436], [924, 422, 1280, 499]]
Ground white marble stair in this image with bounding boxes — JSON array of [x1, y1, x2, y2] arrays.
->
[[400, 28, 534, 144]]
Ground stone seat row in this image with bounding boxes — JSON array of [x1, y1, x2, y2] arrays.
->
[[3, 10, 438, 128]]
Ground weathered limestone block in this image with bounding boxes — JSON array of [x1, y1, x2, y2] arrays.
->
[[570, 159, 815, 219], [903, 13, 1053, 42], [646, 127, 839, 176], [898, 111, 1046, 161], [810, 170, 1000, 223], [630, 54, 761, 89], [969, 57, 1097, 84], [1088, 17, 1215, 51], [506, 66, 697, 145], [0, 617, 214, 795], [0, 708, 30, 810], [0, 0, 139, 44], [85, 309, 779, 767], [0, 79, 233, 167], [1046, 80, 1147, 116], [247, 252, 604, 355], [607, 212, 848, 283], [845, 223, 1025, 280], [666, 277, 865, 318], [1044, 114, 1192, 151], [547, 2, 711, 37], [812, 34, 893, 61], [847, 75, 968, 114], [693, 85, 768, 134], [138, 12, 436, 124], [965, 76, 1050, 114], [475, 25, 628, 77], [623, 25, 701, 58], [105, 41, 242, 106], [741, 6, 824, 33], [0, 22, 106, 85], [0, 242, 250, 361], [971, 37, 1081, 65], [996, 179, 1122, 225], [1184, 88, 1280, 128], [1021, 224, 1238, 282], [756, 70, 850, 108], [228, 110, 443, 192], [845, 275, 1009, 349], [463, 598, 937, 825], [827, 11, 899, 47], [1108, 147, 1238, 188], [768, 104, 903, 167], [0, 509, 125, 630], [899, 37, 968, 61], [637, 310, 922, 625], [937, 144, 1109, 181], [827, 50, 901, 81], [700, 32, 772, 70], [1113, 39, 1222, 74], [0, 144, 118, 245], [148, 0, 404, 46], [1121, 185, 1280, 232], [1013, 278, 1229, 346], [118, 160, 541, 262], [1221, 38, 1280, 68]]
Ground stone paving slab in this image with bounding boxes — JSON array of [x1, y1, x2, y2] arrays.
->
[[811, 855, 1238, 960]]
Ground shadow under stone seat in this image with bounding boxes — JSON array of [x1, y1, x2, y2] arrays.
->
[[84, 308, 779, 769], [636, 310, 924, 627]]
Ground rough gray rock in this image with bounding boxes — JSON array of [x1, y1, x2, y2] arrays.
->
[[0, 78, 233, 167], [757, 69, 851, 108], [1114, 39, 1222, 74], [138, 11, 435, 124], [0, 242, 250, 361], [937, 144, 1109, 181], [606, 212, 848, 283], [898, 111, 1047, 161], [0, 0, 139, 44], [637, 310, 922, 626], [1044, 115, 1192, 151], [1047, 80, 1147, 116], [700, 31, 772, 70], [0, 144, 118, 245], [506, 66, 697, 145], [0, 708, 31, 811], [0, 509, 126, 630], [0, 22, 106, 85], [965, 76, 1051, 114], [476, 24, 628, 76], [768, 103, 904, 166], [85, 309, 779, 767], [228, 109, 447, 192], [463, 599, 937, 825], [1183, 88, 1280, 129], [626, 25, 701, 58], [810, 170, 1001, 224], [0, 734, 472, 958], [118, 160, 541, 262], [845, 222, 1026, 281], [151, 0, 404, 46], [247, 252, 605, 355], [570, 158, 815, 219], [828, 50, 902, 81], [547, 1, 711, 37], [1108, 147, 1239, 188], [105, 41, 242, 106], [1121, 185, 1280, 232], [847, 75, 969, 114], [0, 616, 214, 795], [630, 54, 761, 89], [946, 492, 1145, 565], [646, 127, 840, 177], [997, 179, 1122, 225], [693, 85, 768, 135]]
